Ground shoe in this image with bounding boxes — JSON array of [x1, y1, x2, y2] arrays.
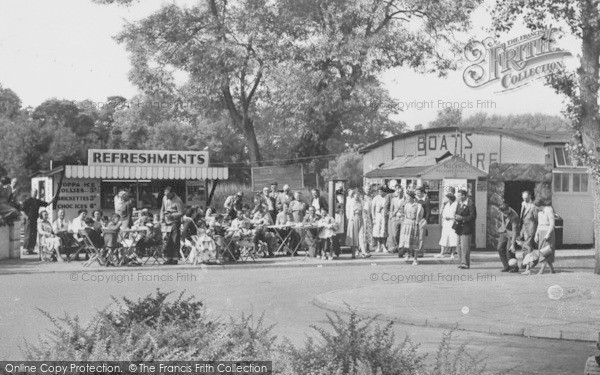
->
[[501, 268, 509, 272], [521, 270, 531, 275], [351, 254, 356, 259], [458, 265, 467, 269], [509, 268, 519, 273], [365, 253, 372, 258], [328, 256, 333, 261], [412, 260, 418, 266]]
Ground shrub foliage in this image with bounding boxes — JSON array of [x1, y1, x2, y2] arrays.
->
[[23, 289, 502, 374]]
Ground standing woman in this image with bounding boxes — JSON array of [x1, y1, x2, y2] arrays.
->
[[346, 191, 368, 258], [371, 186, 388, 253], [436, 193, 458, 259], [362, 187, 374, 252], [533, 197, 556, 275], [398, 191, 424, 266]]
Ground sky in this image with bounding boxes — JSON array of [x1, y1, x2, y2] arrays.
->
[[0, 0, 579, 129]]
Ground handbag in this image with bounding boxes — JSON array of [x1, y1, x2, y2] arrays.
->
[[539, 240, 553, 258]]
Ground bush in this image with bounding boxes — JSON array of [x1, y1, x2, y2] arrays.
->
[[23, 290, 503, 374], [22, 289, 276, 361]]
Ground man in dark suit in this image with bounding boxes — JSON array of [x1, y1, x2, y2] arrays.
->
[[310, 188, 328, 212], [454, 189, 476, 269]]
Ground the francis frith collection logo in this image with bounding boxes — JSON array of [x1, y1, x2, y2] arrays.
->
[[463, 29, 572, 92]]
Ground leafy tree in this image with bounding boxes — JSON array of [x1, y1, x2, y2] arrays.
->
[[321, 152, 363, 188], [0, 84, 22, 119], [428, 107, 462, 128], [95, 0, 480, 169], [461, 113, 570, 132], [492, 0, 600, 273], [267, 0, 480, 161]]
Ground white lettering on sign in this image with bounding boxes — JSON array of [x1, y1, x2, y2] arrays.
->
[[56, 179, 101, 220], [88, 149, 209, 167]]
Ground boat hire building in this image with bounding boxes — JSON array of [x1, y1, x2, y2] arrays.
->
[[360, 127, 594, 250]]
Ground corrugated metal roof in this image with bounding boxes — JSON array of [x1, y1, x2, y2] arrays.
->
[[64, 165, 229, 180], [364, 166, 432, 178], [359, 127, 572, 154]]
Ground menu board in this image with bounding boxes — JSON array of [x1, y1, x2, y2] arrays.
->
[[56, 179, 101, 220], [251, 165, 304, 192]]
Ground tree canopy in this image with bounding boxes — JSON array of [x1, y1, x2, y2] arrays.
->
[[95, 0, 482, 166]]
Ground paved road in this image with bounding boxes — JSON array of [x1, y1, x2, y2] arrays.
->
[[0, 260, 596, 374]]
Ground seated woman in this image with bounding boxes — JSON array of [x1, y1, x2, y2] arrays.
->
[[37, 210, 64, 262], [302, 206, 320, 258], [251, 204, 275, 257]]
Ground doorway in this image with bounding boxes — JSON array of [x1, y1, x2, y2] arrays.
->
[[504, 181, 535, 214]]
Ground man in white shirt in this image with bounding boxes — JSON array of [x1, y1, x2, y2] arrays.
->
[[387, 185, 405, 253], [69, 209, 88, 234], [52, 209, 71, 233], [276, 184, 293, 212]]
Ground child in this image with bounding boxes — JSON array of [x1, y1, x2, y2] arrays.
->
[[317, 208, 337, 260], [332, 204, 344, 258]]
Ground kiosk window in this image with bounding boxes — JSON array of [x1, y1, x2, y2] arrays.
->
[[553, 173, 570, 192], [554, 148, 567, 167], [573, 173, 588, 193]]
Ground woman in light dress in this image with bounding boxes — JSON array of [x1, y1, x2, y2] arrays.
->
[[398, 191, 423, 266], [362, 187, 374, 251], [37, 210, 64, 261], [346, 191, 370, 258], [523, 197, 556, 275], [371, 186, 388, 253], [436, 193, 458, 259]]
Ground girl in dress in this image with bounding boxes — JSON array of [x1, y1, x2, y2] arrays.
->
[[436, 193, 458, 259], [398, 191, 424, 266], [317, 208, 337, 260], [371, 187, 388, 253]]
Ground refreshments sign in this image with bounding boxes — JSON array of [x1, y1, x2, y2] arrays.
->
[[88, 149, 209, 167]]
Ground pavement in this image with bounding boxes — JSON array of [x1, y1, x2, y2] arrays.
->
[[2, 248, 598, 344], [0, 247, 594, 274]]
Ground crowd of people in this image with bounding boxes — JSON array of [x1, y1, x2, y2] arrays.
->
[[0, 174, 559, 272]]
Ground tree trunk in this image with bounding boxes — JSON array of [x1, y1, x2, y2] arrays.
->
[[579, 0, 600, 274], [593, 179, 600, 274], [242, 117, 262, 167]]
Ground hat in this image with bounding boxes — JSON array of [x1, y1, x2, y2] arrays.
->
[[236, 191, 243, 196], [406, 191, 416, 198]]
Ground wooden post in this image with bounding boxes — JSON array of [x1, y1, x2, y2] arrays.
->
[[206, 179, 219, 208]]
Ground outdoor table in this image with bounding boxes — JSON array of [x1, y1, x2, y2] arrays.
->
[[266, 224, 294, 255], [288, 223, 321, 258], [120, 228, 147, 266]]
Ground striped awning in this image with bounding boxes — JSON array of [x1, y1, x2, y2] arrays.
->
[[64, 165, 229, 180]]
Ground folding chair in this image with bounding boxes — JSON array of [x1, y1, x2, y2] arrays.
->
[[180, 239, 193, 264], [69, 230, 93, 262], [81, 231, 108, 267], [67, 234, 88, 262], [237, 238, 257, 262], [144, 242, 165, 265]]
